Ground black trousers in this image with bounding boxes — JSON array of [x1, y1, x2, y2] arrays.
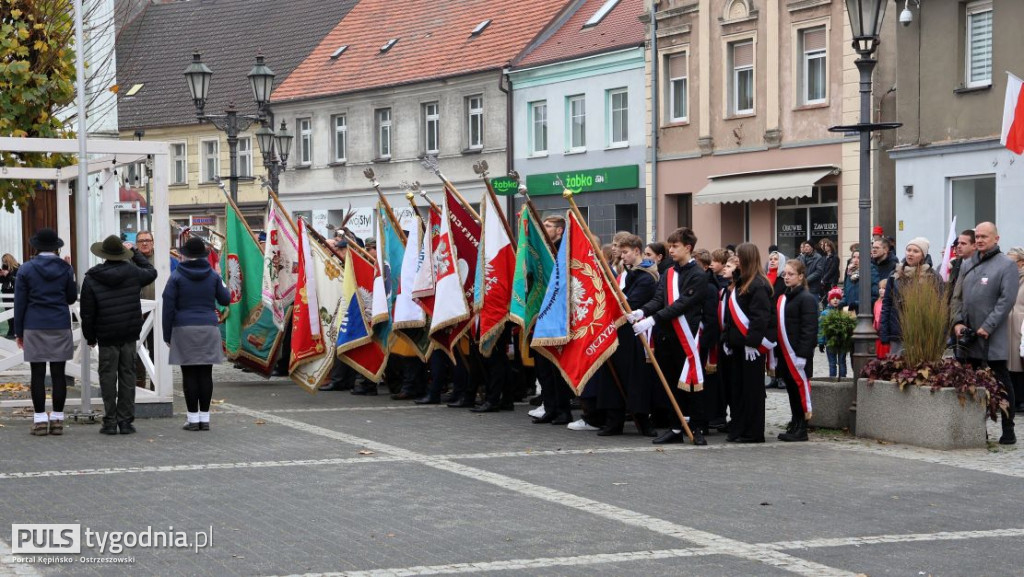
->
[[781, 359, 814, 425], [30, 362, 66, 413], [481, 326, 513, 406], [398, 355, 427, 397], [651, 334, 705, 430], [181, 364, 214, 413], [536, 354, 572, 417], [597, 326, 653, 416], [967, 358, 1016, 431], [726, 350, 766, 441]]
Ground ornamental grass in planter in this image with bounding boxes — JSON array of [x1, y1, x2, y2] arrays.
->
[[857, 276, 1007, 448]]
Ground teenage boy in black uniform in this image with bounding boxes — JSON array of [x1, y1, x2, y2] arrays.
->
[[629, 227, 708, 446]]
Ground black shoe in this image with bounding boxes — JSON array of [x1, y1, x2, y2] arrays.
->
[[550, 412, 572, 425], [691, 429, 708, 446], [351, 385, 378, 396], [447, 397, 474, 408], [597, 424, 623, 436], [634, 415, 658, 438], [414, 396, 440, 405], [652, 430, 686, 444], [440, 392, 457, 403], [766, 378, 778, 390], [778, 421, 808, 442], [999, 431, 1016, 445], [726, 434, 740, 442], [99, 423, 119, 435], [199, 422, 210, 431], [118, 422, 136, 435], [470, 401, 501, 413], [317, 382, 351, 392], [391, 392, 416, 401], [532, 412, 556, 424], [182, 422, 200, 431]]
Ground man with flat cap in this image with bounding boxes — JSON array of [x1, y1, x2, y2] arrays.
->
[[80, 235, 158, 435]]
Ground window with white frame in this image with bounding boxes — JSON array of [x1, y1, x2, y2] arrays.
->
[[297, 118, 312, 166], [237, 136, 252, 178], [376, 108, 392, 159], [423, 102, 440, 154], [965, 0, 992, 88], [170, 142, 187, 185], [467, 95, 484, 150], [608, 88, 628, 146], [201, 139, 219, 183], [567, 94, 586, 151], [529, 101, 547, 155], [799, 26, 827, 104], [333, 114, 347, 163], [666, 53, 688, 122], [730, 41, 754, 115]]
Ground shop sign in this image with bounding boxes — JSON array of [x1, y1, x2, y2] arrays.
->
[[525, 165, 639, 196], [345, 208, 375, 240], [778, 223, 806, 238], [490, 176, 520, 196], [191, 215, 216, 226], [113, 201, 138, 211]]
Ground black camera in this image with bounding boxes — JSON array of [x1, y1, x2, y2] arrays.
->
[[958, 326, 979, 347]]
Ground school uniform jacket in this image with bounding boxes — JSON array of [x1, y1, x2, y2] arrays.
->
[[639, 259, 707, 339]]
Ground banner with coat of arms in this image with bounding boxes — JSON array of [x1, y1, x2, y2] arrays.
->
[[289, 220, 345, 392]]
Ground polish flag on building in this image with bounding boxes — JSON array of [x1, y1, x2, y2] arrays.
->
[[1001, 72, 1024, 154]]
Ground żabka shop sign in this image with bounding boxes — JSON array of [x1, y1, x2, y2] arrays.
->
[[525, 165, 639, 196]]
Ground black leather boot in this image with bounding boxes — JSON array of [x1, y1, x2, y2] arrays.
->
[[778, 419, 808, 442]]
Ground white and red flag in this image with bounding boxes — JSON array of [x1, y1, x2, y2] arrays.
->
[[428, 190, 475, 360], [939, 216, 958, 282], [474, 188, 515, 356], [1002, 72, 1024, 155]]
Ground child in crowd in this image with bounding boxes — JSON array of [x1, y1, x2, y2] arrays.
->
[[818, 287, 847, 378], [874, 279, 890, 359]]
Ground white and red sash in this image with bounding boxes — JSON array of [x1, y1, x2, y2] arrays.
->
[[728, 289, 776, 355], [666, 267, 703, 391], [773, 294, 812, 418]]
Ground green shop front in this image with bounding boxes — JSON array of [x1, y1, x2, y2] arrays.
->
[[510, 164, 644, 243]]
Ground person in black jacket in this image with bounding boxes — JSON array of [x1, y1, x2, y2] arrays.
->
[[596, 234, 658, 436], [773, 259, 818, 442], [721, 243, 775, 443], [1, 254, 20, 339], [630, 227, 709, 446], [818, 238, 840, 302], [80, 235, 158, 435]]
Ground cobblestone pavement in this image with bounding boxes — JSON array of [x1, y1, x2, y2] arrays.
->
[[0, 360, 1021, 577]]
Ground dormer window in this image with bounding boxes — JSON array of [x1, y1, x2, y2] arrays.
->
[[584, 0, 620, 28], [380, 38, 398, 53], [329, 45, 348, 59], [470, 20, 491, 37]]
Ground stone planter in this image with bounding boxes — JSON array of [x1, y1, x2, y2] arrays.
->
[[810, 378, 856, 431], [855, 379, 988, 450]]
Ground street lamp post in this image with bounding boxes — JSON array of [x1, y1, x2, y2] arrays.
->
[[830, 0, 901, 380], [184, 52, 276, 203], [256, 120, 293, 194]]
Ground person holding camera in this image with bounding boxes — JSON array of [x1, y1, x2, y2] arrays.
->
[[952, 222, 1017, 445]]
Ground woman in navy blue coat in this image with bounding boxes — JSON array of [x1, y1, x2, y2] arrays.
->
[[162, 238, 230, 431], [14, 229, 77, 436]]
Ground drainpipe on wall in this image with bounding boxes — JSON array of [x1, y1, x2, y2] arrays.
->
[[499, 69, 514, 224], [649, 0, 659, 241]]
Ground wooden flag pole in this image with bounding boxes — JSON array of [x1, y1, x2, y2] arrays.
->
[[473, 161, 516, 248], [363, 168, 407, 244], [216, 179, 261, 246], [420, 155, 482, 223], [267, 188, 300, 236], [563, 190, 694, 443]]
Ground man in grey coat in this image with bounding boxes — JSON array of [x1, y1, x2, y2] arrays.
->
[[953, 222, 1017, 444], [798, 240, 823, 300]]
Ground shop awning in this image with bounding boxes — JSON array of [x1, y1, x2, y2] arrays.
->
[[694, 166, 839, 205]]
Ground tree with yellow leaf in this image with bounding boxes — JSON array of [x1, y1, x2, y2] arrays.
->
[[0, 0, 76, 211]]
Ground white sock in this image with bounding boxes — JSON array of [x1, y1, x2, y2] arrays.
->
[[198, 411, 210, 423], [34, 412, 48, 424], [672, 429, 683, 434], [50, 412, 64, 421], [186, 412, 199, 424]]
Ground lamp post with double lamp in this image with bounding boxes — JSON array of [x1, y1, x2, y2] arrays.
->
[[255, 120, 293, 194], [829, 0, 901, 380], [183, 52, 276, 203]]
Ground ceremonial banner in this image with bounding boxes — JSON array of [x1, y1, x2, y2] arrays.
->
[[370, 203, 405, 347], [509, 207, 554, 333], [474, 189, 515, 356], [261, 199, 299, 330], [220, 201, 283, 375], [427, 188, 480, 360], [336, 245, 388, 381], [393, 212, 431, 359], [532, 210, 626, 393], [412, 204, 441, 315], [288, 220, 334, 391]]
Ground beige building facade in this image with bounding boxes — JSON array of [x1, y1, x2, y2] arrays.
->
[[646, 0, 897, 258]]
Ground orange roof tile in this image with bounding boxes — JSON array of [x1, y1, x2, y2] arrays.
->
[[512, 0, 645, 70], [273, 0, 573, 102]]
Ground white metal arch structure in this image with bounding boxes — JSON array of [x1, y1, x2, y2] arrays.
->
[[0, 137, 172, 414]]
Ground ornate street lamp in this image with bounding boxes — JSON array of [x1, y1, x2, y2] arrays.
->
[[829, 0, 901, 382], [256, 120, 292, 194], [183, 52, 276, 202]]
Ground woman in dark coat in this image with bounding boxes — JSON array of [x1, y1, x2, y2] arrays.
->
[[818, 238, 840, 299], [162, 238, 230, 431], [14, 229, 77, 436], [774, 260, 819, 442], [1, 253, 21, 338], [721, 243, 775, 443], [879, 237, 940, 357]]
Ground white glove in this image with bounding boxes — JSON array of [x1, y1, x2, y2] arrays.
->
[[633, 317, 655, 335], [627, 310, 645, 323], [744, 346, 759, 361], [722, 343, 733, 356]]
